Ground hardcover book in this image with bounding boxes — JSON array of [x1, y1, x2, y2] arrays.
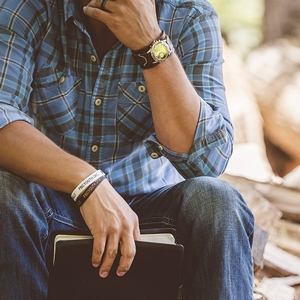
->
[[48, 230, 184, 300]]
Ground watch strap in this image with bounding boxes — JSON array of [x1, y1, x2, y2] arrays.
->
[[132, 31, 174, 69]]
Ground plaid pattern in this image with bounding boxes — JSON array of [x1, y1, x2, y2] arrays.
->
[[0, 0, 233, 196]]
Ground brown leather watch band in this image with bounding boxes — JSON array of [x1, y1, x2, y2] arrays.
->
[[132, 31, 174, 69]]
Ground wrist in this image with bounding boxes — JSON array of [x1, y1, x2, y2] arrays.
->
[[132, 31, 174, 69], [68, 165, 96, 191], [70, 169, 106, 207], [130, 30, 162, 52]]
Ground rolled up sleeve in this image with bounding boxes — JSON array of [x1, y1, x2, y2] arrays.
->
[[0, 102, 34, 129], [144, 2, 233, 178], [0, 29, 35, 129], [0, 2, 46, 129]]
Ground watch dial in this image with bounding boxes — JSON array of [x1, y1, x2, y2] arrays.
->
[[153, 44, 169, 61]]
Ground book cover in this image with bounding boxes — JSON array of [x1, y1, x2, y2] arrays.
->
[[48, 231, 184, 300]]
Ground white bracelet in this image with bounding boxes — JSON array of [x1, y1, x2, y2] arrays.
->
[[71, 170, 106, 201]]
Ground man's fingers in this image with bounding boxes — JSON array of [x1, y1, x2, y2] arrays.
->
[[83, 5, 108, 21], [81, 180, 140, 278], [98, 234, 119, 278], [117, 235, 136, 277], [91, 235, 106, 268], [86, 0, 102, 8]]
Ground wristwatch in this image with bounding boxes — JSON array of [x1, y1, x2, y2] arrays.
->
[[132, 31, 174, 69]]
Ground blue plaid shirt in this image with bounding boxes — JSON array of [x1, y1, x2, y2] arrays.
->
[[0, 0, 233, 196]]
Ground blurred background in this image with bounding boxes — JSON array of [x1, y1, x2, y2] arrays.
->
[[211, 0, 300, 185], [210, 1, 300, 299], [212, 0, 263, 57]]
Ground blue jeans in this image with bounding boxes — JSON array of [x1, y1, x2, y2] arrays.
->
[[0, 168, 254, 300]]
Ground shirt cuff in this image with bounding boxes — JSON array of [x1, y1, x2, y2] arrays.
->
[[143, 98, 232, 178], [0, 104, 34, 129], [144, 128, 228, 164]]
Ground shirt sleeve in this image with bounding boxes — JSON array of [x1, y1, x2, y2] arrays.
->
[[144, 3, 233, 179], [0, 2, 47, 129]]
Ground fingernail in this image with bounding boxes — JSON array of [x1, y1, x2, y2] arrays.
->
[[101, 271, 108, 278], [117, 271, 126, 277]]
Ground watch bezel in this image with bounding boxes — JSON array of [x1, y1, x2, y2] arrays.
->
[[149, 40, 172, 63], [131, 31, 174, 69]]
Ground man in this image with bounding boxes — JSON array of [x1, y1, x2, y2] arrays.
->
[[0, 0, 254, 299]]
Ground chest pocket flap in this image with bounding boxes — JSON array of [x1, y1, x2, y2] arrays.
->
[[31, 66, 82, 135], [117, 82, 154, 141]]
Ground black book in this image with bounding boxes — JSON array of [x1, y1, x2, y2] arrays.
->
[[48, 231, 184, 300]]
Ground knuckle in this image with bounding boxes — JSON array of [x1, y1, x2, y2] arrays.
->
[[111, 17, 122, 29], [120, 223, 130, 232], [91, 8, 100, 18], [124, 249, 136, 259], [90, 224, 107, 237], [108, 225, 119, 234], [107, 248, 118, 259], [94, 245, 105, 256]]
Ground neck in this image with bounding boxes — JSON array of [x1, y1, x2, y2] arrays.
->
[[78, 1, 118, 62], [80, 0, 90, 6], [78, 1, 106, 35]]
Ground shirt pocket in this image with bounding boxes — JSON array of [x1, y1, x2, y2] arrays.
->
[[31, 65, 82, 135], [117, 82, 154, 141]]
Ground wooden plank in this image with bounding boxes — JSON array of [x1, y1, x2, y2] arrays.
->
[[269, 275, 300, 287], [254, 277, 295, 300], [221, 174, 283, 231], [222, 173, 300, 223], [255, 183, 300, 222], [253, 292, 267, 300], [268, 219, 300, 257], [263, 243, 300, 277], [221, 174, 283, 269]]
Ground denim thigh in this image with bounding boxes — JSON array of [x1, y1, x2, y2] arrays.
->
[[0, 168, 89, 299], [128, 176, 254, 300], [0, 168, 254, 300]]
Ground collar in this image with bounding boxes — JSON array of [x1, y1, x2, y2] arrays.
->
[[62, 0, 123, 51], [63, 0, 86, 32], [63, 0, 82, 23]]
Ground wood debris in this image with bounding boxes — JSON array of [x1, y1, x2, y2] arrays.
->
[[221, 174, 300, 299]]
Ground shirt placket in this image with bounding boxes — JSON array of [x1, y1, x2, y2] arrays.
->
[[85, 46, 119, 169]]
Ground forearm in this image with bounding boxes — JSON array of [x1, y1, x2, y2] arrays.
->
[[143, 54, 200, 154], [0, 121, 96, 193], [0, 121, 140, 278]]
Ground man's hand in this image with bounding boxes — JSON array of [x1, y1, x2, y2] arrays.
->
[[83, 0, 161, 50], [80, 178, 140, 277]]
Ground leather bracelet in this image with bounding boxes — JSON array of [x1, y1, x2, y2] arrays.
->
[[132, 31, 174, 69], [132, 31, 166, 55], [75, 175, 106, 207]]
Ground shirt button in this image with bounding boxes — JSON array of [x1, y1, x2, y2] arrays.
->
[[138, 85, 146, 93], [91, 145, 99, 152], [59, 76, 65, 84], [158, 145, 164, 151], [91, 55, 97, 63], [150, 152, 159, 159], [95, 98, 102, 106]]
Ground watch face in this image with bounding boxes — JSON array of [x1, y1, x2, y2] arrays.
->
[[151, 42, 169, 61]]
